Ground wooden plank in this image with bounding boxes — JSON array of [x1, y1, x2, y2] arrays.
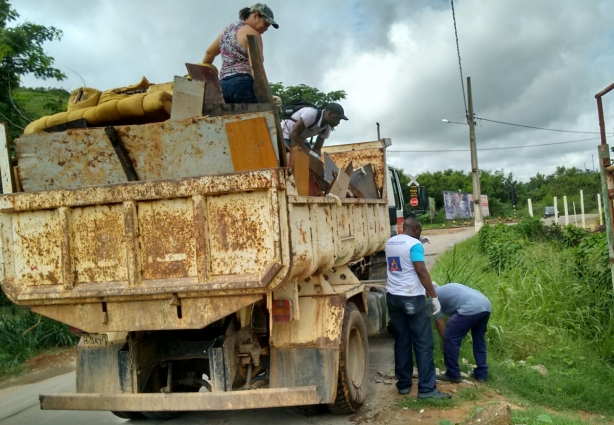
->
[[350, 164, 379, 199], [0, 122, 14, 194], [225, 117, 278, 171], [12, 166, 21, 192], [246, 34, 287, 168], [203, 103, 275, 117], [292, 147, 310, 196], [327, 165, 351, 198], [185, 63, 225, 105], [43, 118, 87, 133], [323, 153, 338, 183], [246, 36, 273, 104], [311, 170, 330, 193], [308, 173, 322, 196], [39, 386, 321, 411], [104, 126, 139, 181], [170, 76, 206, 121]]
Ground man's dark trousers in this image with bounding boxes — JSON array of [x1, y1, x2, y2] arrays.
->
[[443, 311, 490, 380], [387, 293, 437, 394]]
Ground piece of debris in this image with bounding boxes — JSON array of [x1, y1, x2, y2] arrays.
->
[[531, 364, 548, 376], [462, 403, 512, 425]]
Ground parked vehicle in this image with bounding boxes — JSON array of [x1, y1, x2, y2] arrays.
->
[[544, 206, 559, 218], [0, 76, 403, 419]]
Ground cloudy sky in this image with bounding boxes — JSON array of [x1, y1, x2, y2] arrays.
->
[[13, 0, 614, 181]]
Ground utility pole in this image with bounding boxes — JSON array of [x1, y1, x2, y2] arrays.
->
[[467, 77, 483, 232]]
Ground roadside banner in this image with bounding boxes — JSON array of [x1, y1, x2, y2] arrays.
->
[[443, 192, 490, 219]]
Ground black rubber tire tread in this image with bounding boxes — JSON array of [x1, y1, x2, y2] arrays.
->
[[111, 411, 146, 420], [328, 302, 369, 414], [291, 404, 329, 416], [141, 411, 183, 420]]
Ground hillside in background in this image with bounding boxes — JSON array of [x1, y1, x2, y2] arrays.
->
[[13, 87, 70, 124]]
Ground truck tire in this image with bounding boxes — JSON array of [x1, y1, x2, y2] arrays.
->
[[328, 302, 369, 414], [111, 411, 146, 420], [141, 411, 182, 420]]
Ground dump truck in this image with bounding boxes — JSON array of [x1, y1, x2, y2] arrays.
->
[[0, 71, 410, 419]]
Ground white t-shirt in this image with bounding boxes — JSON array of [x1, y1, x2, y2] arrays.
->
[[385, 234, 426, 296], [281, 107, 331, 144]]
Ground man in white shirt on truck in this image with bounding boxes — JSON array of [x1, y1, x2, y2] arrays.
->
[[281, 102, 348, 155]]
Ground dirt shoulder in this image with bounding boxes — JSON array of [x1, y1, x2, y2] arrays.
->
[[0, 347, 76, 391]]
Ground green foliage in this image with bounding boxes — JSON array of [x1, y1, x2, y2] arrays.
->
[[394, 166, 600, 220], [269, 82, 346, 108], [13, 86, 69, 118], [477, 223, 527, 270], [0, 0, 65, 139], [432, 226, 614, 416], [511, 407, 605, 425], [0, 311, 77, 375]]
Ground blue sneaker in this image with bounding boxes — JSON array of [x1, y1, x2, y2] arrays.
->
[[436, 372, 462, 383], [417, 389, 452, 399], [470, 371, 487, 383], [398, 387, 411, 395]]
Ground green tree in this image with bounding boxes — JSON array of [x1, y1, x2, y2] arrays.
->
[[0, 0, 65, 140], [269, 82, 346, 108]]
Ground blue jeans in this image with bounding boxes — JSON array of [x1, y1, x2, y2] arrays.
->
[[387, 293, 437, 394], [284, 138, 311, 150], [443, 311, 490, 380], [220, 74, 258, 103]]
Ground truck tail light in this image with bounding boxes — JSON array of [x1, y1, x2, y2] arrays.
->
[[272, 299, 292, 323], [69, 326, 86, 335]]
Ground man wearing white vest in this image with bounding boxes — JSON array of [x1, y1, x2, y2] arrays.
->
[[385, 217, 451, 399]]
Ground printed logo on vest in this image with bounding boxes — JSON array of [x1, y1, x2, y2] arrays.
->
[[388, 256, 402, 272]]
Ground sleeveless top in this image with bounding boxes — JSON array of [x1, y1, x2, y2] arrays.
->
[[219, 21, 251, 80]]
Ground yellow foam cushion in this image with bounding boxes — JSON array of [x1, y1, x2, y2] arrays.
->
[[67, 87, 101, 112]]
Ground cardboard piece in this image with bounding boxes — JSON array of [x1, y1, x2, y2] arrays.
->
[[327, 162, 353, 198]]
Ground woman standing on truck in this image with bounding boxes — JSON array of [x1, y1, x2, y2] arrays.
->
[[203, 4, 279, 103]]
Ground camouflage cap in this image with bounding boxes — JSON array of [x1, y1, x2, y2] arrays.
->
[[250, 3, 279, 29]]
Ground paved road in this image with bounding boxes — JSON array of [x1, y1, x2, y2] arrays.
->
[[0, 228, 476, 425], [542, 213, 598, 228]]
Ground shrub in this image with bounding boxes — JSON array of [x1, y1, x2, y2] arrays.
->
[[0, 311, 78, 375]]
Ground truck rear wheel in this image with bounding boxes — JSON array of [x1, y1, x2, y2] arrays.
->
[[328, 302, 369, 414], [111, 411, 146, 420]]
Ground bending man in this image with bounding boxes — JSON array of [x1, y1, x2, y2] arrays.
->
[[433, 282, 492, 383]]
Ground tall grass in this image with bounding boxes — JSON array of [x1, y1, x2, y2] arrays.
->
[[430, 220, 614, 416], [0, 310, 77, 376]]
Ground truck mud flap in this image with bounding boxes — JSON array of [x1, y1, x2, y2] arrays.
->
[[39, 386, 320, 411]]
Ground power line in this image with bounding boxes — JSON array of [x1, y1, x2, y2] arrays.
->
[[475, 117, 603, 134], [450, 0, 467, 120], [388, 137, 601, 153]]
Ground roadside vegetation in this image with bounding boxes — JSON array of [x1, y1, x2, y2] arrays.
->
[[0, 291, 77, 377], [398, 167, 601, 222], [402, 217, 614, 423]]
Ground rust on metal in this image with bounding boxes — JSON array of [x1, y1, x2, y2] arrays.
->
[[0, 169, 283, 213], [39, 386, 321, 411], [270, 295, 346, 348], [595, 82, 614, 146], [15, 112, 280, 192], [322, 141, 386, 196], [31, 294, 264, 332]]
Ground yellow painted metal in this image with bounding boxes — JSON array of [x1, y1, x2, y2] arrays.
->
[[0, 113, 391, 333]]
